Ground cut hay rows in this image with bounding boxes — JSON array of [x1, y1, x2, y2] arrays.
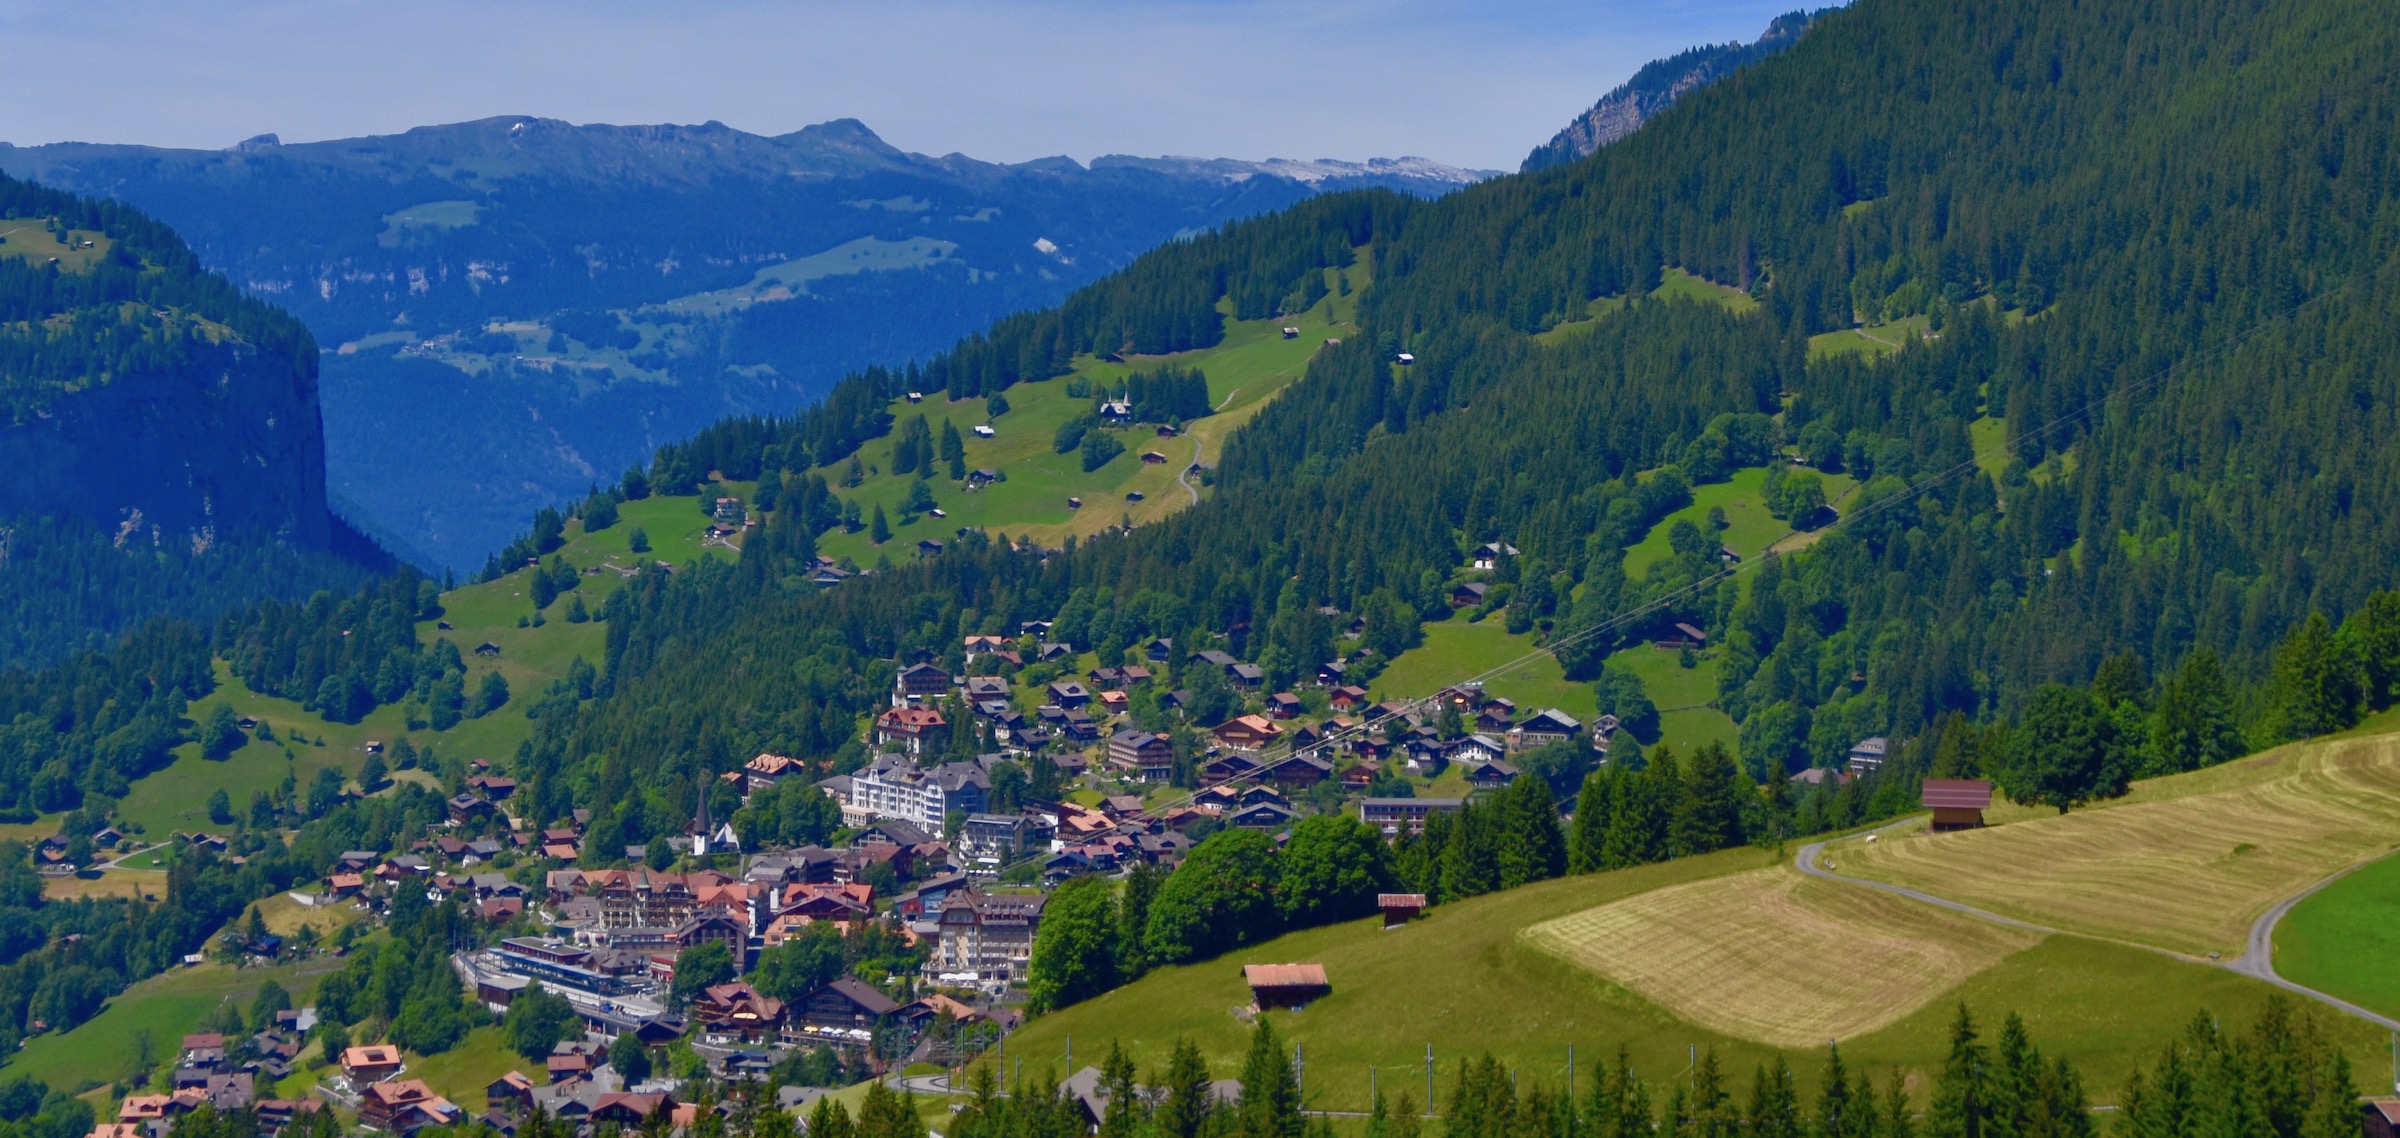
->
[[1521, 866, 2044, 1048], [1833, 733, 2400, 956]]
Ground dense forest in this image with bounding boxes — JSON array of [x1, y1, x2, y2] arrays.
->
[[0, 173, 317, 417], [0, 515, 373, 666]]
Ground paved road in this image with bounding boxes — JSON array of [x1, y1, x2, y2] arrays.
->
[[890, 1073, 955, 1095], [1796, 824, 2400, 1031]]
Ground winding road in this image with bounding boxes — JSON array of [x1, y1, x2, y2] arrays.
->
[[1795, 826, 2400, 1031]]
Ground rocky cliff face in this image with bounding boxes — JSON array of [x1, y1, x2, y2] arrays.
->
[[0, 340, 331, 550], [1523, 11, 1820, 172]]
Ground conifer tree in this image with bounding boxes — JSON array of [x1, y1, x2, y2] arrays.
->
[[2268, 613, 2361, 740], [1496, 774, 1567, 887], [1156, 1040, 1216, 1138], [1924, 1005, 1985, 1138], [1815, 1043, 1867, 1138], [1569, 764, 1615, 873], [1691, 1048, 1739, 1138], [1099, 1041, 1141, 1138], [1672, 742, 1749, 856], [1236, 1018, 1302, 1138], [2153, 650, 2245, 774], [1746, 1056, 1801, 1138]]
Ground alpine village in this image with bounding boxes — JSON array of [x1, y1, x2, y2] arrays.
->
[[6, 2, 2400, 1138]]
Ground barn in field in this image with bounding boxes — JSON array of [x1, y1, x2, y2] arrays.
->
[[1921, 778, 1993, 832], [1379, 894, 1426, 930], [1243, 963, 1330, 1011]]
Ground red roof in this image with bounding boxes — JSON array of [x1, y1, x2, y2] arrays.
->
[[1243, 963, 1330, 990], [1921, 779, 1993, 810], [1378, 894, 1428, 909]]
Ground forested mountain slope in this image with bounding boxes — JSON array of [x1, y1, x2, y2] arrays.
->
[[0, 175, 376, 663], [0, 118, 1485, 569], [482, 0, 2400, 828]]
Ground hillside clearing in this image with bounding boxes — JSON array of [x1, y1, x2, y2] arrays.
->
[[1523, 866, 2045, 1047], [1829, 731, 2400, 956], [1371, 618, 1596, 721], [6, 956, 340, 1089], [809, 256, 1367, 561]]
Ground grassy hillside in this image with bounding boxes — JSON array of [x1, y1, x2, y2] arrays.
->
[[984, 833, 2376, 1108], [8, 956, 342, 1092], [2274, 850, 2400, 1019], [116, 488, 741, 842], [809, 259, 1368, 563]]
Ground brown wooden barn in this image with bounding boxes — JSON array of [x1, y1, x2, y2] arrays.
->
[[1921, 779, 1993, 832], [1378, 894, 1427, 930], [1243, 963, 1331, 1010]]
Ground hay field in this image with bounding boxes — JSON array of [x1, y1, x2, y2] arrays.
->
[[1522, 866, 2044, 1047], [1829, 732, 2400, 956]]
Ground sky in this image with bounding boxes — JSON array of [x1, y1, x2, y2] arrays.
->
[[0, 0, 1809, 172]]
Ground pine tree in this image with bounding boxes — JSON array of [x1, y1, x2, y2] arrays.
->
[[1497, 774, 1566, 887], [1878, 1071, 1913, 1138], [1746, 1056, 1800, 1138], [1672, 742, 1749, 856], [1157, 1039, 1216, 1138], [1924, 1005, 1985, 1138], [1236, 1018, 1302, 1138], [2269, 613, 2361, 740], [1099, 1041, 1141, 1138], [1691, 1048, 1739, 1138], [1570, 764, 1615, 873], [2153, 650, 2245, 773], [1816, 1043, 1867, 1138], [871, 504, 891, 544]]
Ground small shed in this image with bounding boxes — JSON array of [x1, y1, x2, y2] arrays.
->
[[2362, 1100, 2400, 1138], [1243, 963, 1331, 1010], [1921, 778, 1993, 832], [1378, 894, 1427, 930]]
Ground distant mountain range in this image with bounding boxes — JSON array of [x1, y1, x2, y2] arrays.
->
[[0, 119, 1488, 569], [1522, 10, 1822, 172]]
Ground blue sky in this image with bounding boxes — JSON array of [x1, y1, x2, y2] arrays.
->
[[0, 1, 1810, 171]]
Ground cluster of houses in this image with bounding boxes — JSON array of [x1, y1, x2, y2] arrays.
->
[[101, 1030, 327, 1138]]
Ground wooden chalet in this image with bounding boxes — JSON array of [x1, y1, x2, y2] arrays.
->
[[1242, 963, 1331, 1010], [1921, 779, 1993, 832]]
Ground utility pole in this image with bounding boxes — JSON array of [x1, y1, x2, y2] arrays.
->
[[1296, 1042, 1305, 1103], [1426, 1044, 1434, 1114], [1568, 1045, 1575, 1105]]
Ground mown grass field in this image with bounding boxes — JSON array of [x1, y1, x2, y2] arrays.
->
[[979, 838, 2374, 1107], [1829, 729, 2400, 956], [2273, 849, 2400, 1018], [6, 956, 342, 1090], [810, 258, 1368, 563], [1523, 865, 2045, 1047]]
